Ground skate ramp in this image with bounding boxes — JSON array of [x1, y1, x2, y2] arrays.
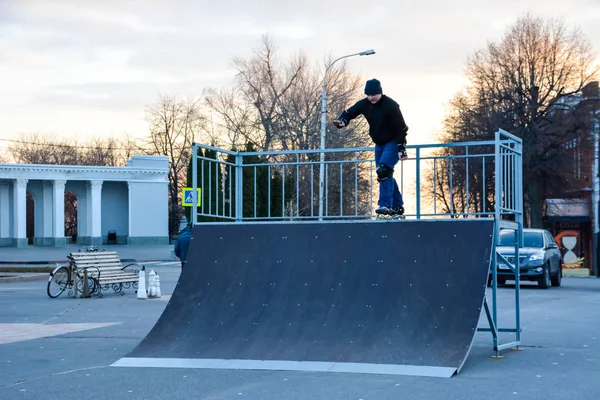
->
[[114, 219, 494, 378]]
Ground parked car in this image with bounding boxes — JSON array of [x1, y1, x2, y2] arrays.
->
[[490, 228, 562, 289]]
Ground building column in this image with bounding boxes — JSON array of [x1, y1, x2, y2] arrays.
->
[[87, 180, 103, 245], [34, 181, 55, 246], [77, 190, 88, 245], [52, 180, 67, 247], [127, 182, 132, 244], [0, 182, 10, 246], [13, 179, 28, 248]]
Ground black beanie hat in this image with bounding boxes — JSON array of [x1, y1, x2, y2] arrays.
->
[[364, 79, 382, 95]]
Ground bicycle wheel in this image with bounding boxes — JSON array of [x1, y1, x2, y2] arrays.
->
[[47, 266, 70, 298], [76, 275, 97, 295]]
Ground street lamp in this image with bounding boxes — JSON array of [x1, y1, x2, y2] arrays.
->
[[592, 110, 600, 277], [318, 49, 375, 220]]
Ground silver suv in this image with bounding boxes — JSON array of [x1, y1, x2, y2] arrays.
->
[[492, 228, 562, 289]]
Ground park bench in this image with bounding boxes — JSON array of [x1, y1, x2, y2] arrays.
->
[[68, 251, 142, 297]]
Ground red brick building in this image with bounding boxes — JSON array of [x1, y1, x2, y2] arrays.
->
[[543, 81, 600, 277]]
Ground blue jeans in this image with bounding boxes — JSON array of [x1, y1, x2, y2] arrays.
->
[[375, 140, 403, 208]]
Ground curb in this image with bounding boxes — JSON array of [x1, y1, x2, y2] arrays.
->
[[0, 258, 136, 265], [0, 273, 48, 284], [562, 268, 592, 278], [0, 261, 61, 265], [0, 259, 174, 265]]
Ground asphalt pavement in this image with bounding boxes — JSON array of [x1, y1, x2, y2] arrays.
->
[[0, 268, 598, 400]]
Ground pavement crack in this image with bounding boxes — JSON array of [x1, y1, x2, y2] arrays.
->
[[42, 303, 83, 324], [1, 365, 107, 388]]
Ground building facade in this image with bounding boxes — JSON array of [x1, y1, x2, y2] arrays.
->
[[542, 81, 600, 276], [0, 155, 169, 248]]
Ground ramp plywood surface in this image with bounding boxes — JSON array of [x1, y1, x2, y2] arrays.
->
[[115, 220, 494, 377]]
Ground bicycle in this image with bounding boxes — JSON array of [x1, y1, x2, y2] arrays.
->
[[81, 245, 105, 252], [47, 261, 98, 299]]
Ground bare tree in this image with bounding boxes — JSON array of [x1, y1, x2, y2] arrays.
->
[[204, 35, 373, 218], [80, 137, 121, 166], [144, 94, 206, 236], [7, 133, 144, 166], [205, 35, 300, 151], [8, 133, 82, 165], [118, 133, 147, 164], [428, 14, 599, 226], [204, 87, 260, 148], [205, 35, 370, 151]]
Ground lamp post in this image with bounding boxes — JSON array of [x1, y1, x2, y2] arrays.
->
[[318, 49, 375, 220], [593, 111, 599, 277]]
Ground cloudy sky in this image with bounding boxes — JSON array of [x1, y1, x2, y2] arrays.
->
[[0, 0, 599, 151]]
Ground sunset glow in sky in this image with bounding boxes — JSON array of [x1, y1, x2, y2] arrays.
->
[[1, 0, 599, 151]]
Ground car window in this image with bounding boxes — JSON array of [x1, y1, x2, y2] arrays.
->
[[544, 231, 556, 247], [499, 230, 545, 248], [498, 230, 516, 246], [523, 232, 544, 248]]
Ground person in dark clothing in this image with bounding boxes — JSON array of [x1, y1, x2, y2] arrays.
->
[[174, 226, 193, 267], [332, 78, 409, 216]]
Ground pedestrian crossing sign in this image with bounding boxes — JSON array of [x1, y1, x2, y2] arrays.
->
[[182, 187, 201, 207]]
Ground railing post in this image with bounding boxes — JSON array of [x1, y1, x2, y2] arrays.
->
[[515, 135, 523, 343], [493, 130, 501, 330], [192, 143, 197, 226], [235, 152, 243, 222], [465, 147, 469, 215], [494, 131, 501, 241], [416, 147, 421, 219], [517, 139, 524, 244]]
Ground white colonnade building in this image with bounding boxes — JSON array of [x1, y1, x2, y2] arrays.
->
[[0, 155, 169, 248]]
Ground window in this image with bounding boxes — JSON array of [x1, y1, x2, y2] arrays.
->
[[498, 230, 544, 248], [524, 232, 544, 248], [498, 230, 516, 246], [544, 231, 557, 248]]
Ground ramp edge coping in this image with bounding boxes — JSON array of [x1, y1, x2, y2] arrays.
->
[[112, 357, 456, 378], [186, 218, 495, 226]]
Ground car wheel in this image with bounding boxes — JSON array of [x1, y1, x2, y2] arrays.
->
[[487, 276, 505, 286], [538, 264, 551, 289], [551, 265, 562, 287]]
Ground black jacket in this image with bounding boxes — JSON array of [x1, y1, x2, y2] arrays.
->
[[337, 95, 408, 146]]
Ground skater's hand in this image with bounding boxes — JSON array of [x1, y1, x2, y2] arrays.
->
[[398, 144, 408, 161], [332, 119, 345, 128]]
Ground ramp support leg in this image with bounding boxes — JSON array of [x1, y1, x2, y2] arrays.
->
[[482, 297, 501, 358], [478, 292, 522, 357]]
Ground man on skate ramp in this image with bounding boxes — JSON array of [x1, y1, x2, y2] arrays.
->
[[114, 219, 494, 378]]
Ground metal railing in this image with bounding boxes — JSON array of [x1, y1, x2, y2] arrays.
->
[[190, 129, 522, 223]]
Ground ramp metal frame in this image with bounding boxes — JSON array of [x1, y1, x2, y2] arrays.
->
[[189, 128, 523, 356], [476, 129, 523, 356]]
